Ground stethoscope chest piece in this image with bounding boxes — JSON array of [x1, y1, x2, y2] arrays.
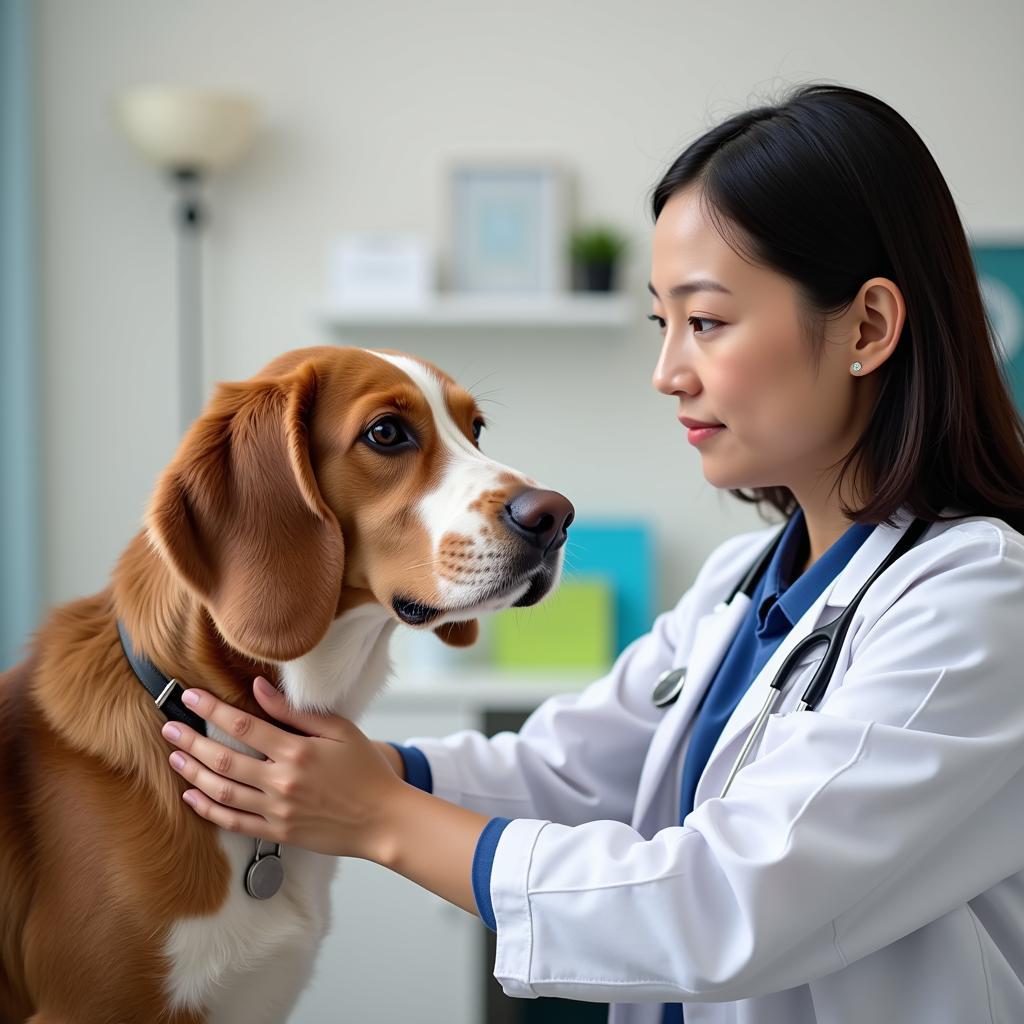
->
[[652, 666, 687, 707]]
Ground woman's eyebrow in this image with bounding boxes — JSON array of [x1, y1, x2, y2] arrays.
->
[[647, 279, 733, 299]]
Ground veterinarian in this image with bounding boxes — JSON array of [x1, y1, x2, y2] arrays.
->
[[160, 82, 1024, 1023]]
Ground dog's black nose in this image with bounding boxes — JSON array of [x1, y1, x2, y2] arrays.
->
[[503, 489, 575, 554]]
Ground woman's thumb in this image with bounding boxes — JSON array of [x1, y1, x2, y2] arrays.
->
[[252, 676, 345, 739]]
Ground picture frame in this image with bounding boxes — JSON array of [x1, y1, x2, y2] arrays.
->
[[972, 239, 1024, 413], [448, 160, 569, 295]]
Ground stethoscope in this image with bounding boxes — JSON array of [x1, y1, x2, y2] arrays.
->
[[652, 516, 931, 799]]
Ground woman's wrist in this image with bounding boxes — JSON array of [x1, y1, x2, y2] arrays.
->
[[370, 782, 490, 917], [375, 740, 406, 780]]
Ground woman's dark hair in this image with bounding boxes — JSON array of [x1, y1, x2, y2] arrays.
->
[[650, 82, 1024, 534]]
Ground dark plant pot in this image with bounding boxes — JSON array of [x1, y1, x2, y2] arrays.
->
[[578, 261, 615, 292]]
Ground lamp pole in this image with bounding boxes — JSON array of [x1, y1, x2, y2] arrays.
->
[[171, 167, 203, 437], [115, 88, 257, 436]]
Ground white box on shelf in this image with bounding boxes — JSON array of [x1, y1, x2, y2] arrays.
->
[[327, 232, 435, 308]]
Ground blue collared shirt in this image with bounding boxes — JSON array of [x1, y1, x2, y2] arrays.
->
[[661, 507, 873, 1023], [676, 507, 874, 821], [391, 508, 876, 946]]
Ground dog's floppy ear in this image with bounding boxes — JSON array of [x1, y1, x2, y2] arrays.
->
[[146, 360, 344, 662], [433, 619, 479, 647]]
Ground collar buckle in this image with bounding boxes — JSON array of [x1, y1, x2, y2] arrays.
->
[[154, 678, 180, 709]]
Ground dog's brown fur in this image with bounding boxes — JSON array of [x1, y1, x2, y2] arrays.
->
[[0, 346, 512, 1021]]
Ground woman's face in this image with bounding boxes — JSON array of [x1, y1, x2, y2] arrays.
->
[[649, 186, 872, 498]]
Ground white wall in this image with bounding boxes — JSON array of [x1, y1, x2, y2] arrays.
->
[[35, 0, 1024, 618]]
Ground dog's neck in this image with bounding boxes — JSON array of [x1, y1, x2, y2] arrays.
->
[[25, 527, 401, 827], [110, 529, 399, 723], [278, 604, 400, 721]]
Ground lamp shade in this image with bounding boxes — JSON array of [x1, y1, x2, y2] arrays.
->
[[115, 87, 258, 173]]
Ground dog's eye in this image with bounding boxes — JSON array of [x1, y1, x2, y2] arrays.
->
[[472, 418, 485, 442], [365, 417, 412, 449]]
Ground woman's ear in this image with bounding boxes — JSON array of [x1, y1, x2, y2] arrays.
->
[[145, 360, 344, 661], [432, 619, 479, 647]]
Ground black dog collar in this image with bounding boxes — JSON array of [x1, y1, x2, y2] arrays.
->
[[116, 618, 207, 736], [116, 619, 287, 899]]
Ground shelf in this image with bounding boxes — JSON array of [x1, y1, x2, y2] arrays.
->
[[320, 292, 630, 329], [370, 666, 600, 710]]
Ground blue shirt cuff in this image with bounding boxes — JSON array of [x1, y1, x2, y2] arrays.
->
[[472, 816, 512, 932], [387, 742, 433, 793]]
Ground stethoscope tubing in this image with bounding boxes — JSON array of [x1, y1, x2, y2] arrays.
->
[[719, 515, 930, 798], [656, 515, 931, 800]]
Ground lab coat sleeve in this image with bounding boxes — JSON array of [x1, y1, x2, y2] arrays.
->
[[487, 523, 1024, 1004], [386, 742, 434, 792], [399, 529, 769, 826]]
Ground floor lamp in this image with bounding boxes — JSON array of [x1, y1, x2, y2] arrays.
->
[[115, 88, 258, 436]]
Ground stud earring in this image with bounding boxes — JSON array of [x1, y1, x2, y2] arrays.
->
[[850, 361, 863, 374]]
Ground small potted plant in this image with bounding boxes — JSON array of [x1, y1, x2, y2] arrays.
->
[[569, 224, 629, 292]]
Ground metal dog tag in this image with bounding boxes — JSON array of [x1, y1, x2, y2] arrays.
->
[[245, 840, 284, 900]]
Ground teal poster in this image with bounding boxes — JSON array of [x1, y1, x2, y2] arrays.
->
[[973, 244, 1024, 412]]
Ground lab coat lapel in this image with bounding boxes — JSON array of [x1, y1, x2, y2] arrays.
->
[[631, 595, 750, 832], [690, 507, 918, 807]]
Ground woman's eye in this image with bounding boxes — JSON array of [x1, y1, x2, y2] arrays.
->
[[646, 313, 721, 335], [366, 417, 411, 448], [690, 316, 721, 334], [472, 418, 485, 442]]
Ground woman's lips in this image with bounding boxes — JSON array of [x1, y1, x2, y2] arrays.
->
[[677, 415, 725, 444], [686, 424, 725, 445]]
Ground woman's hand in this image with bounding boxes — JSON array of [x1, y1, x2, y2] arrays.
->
[[161, 675, 491, 916], [160, 676, 402, 860]]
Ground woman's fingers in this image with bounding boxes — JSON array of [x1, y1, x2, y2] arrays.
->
[[177, 687, 301, 761], [169, 747, 268, 818], [161, 720, 270, 790], [250, 676, 352, 741], [178, 781, 280, 842]]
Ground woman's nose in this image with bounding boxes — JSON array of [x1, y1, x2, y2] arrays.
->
[[652, 336, 700, 397]]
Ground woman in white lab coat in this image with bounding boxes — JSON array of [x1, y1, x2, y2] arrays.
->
[[163, 82, 1024, 1023]]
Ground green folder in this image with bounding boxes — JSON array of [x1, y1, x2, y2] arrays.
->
[[492, 576, 613, 670]]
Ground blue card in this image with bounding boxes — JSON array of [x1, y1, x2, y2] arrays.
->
[[560, 520, 655, 656]]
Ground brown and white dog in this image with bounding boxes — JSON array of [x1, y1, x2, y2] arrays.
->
[[0, 345, 574, 1023]]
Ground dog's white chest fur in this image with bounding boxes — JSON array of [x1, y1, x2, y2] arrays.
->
[[166, 833, 339, 1023], [164, 605, 398, 1023]]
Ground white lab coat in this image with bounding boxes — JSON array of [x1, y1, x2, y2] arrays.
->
[[404, 505, 1024, 1023]]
